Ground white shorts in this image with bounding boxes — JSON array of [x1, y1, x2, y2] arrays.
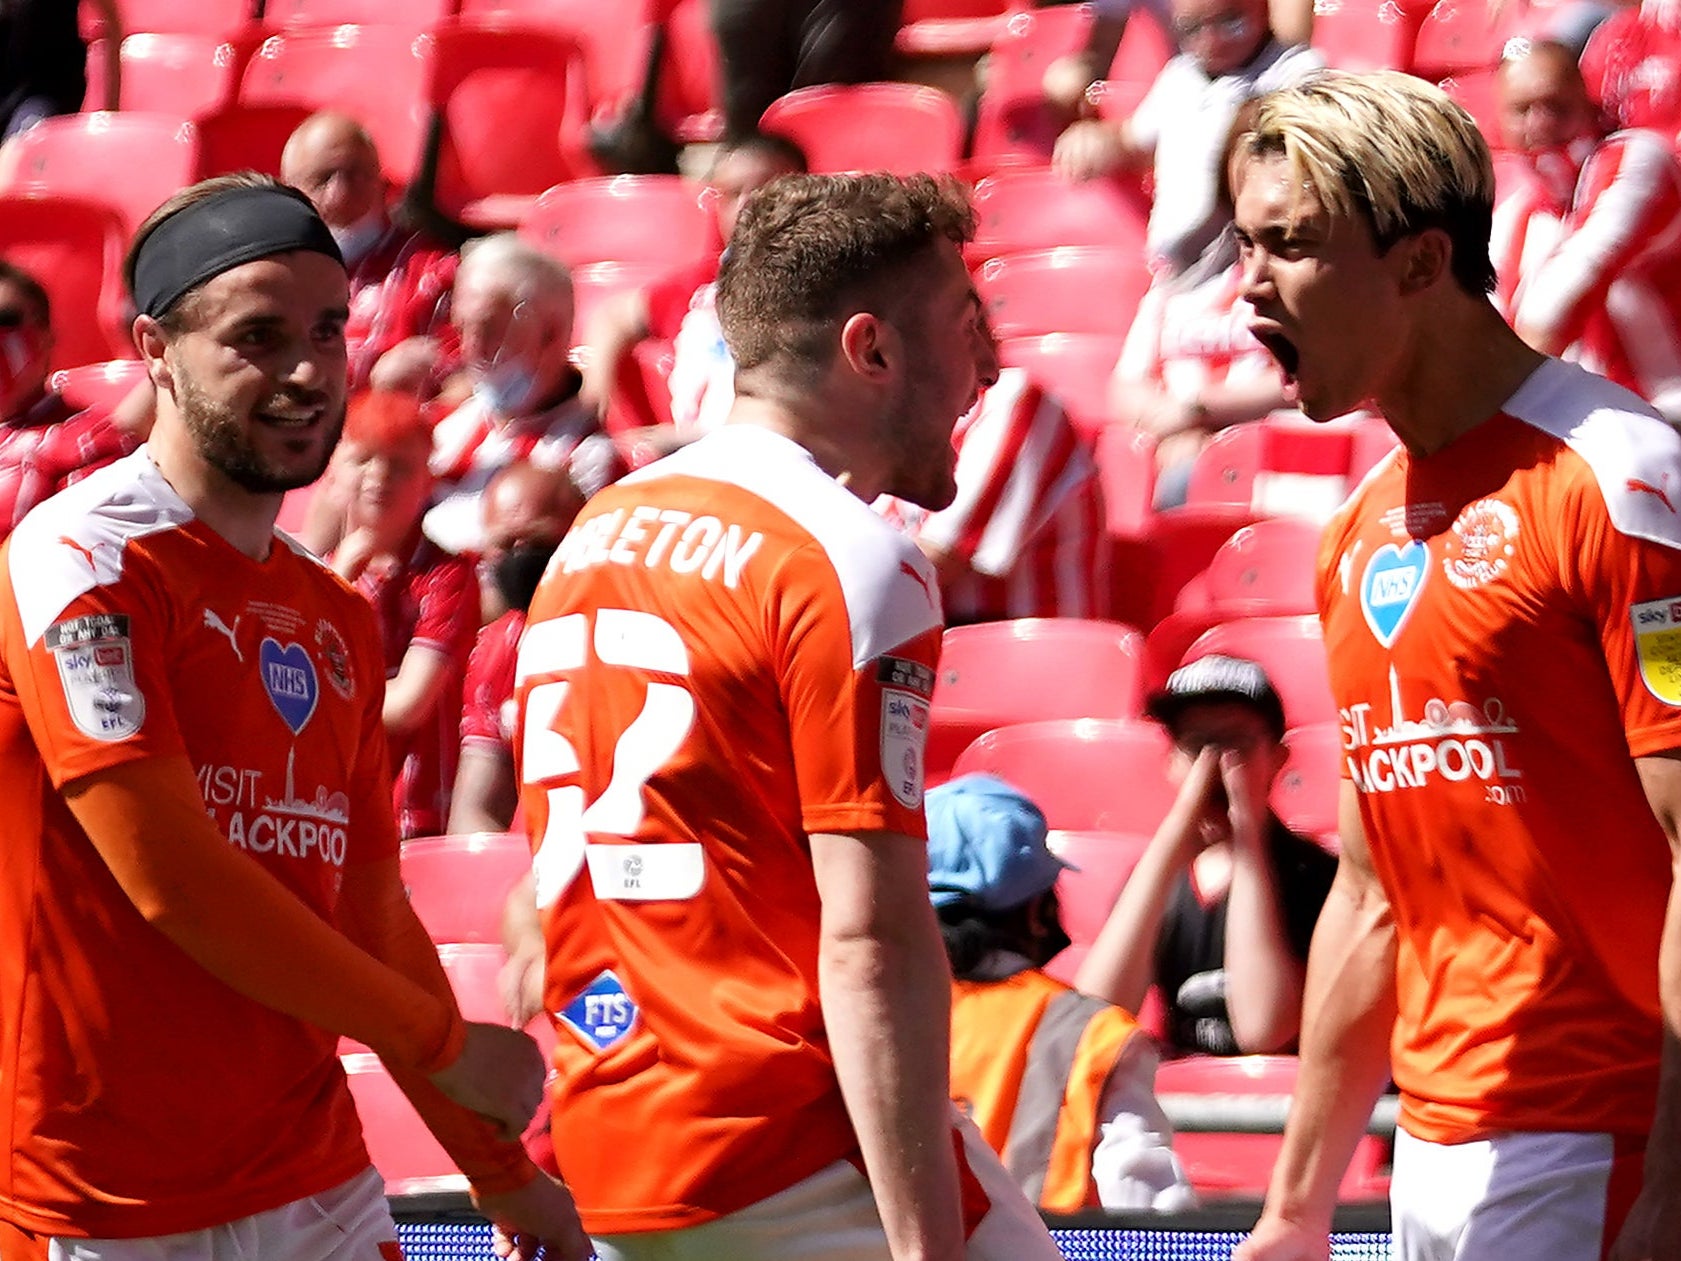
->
[[591, 1111, 1061, 1261], [1390, 1128, 1643, 1261], [43, 1167, 401, 1261]]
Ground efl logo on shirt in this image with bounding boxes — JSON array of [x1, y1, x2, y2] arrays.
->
[[46, 612, 145, 741], [1632, 597, 1681, 704]]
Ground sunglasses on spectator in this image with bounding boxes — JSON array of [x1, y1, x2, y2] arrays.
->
[[1173, 12, 1253, 39]]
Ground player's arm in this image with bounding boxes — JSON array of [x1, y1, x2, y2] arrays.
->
[[1220, 748, 1310, 1053], [1073, 746, 1219, 1012], [1610, 751, 1681, 1260], [1233, 782, 1397, 1261], [811, 826, 966, 1261]]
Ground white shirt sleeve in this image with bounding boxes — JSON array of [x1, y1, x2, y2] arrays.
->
[[1089, 1037, 1199, 1211]]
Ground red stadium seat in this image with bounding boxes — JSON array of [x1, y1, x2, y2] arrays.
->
[[401, 832, 532, 945], [49, 360, 147, 411], [927, 617, 1148, 784], [193, 103, 315, 178], [1096, 426, 1158, 539], [1409, 0, 1508, 78], [423, 22, 593, 228], [970, 166, 1149, 260], [996, 332, 1123, 439], [1182, 418, 1357, 519], [759, 83, 964, 175], [262, 0, 459, 28], [239, 26, 433, 188], [1437, 68, 1501, 145], [1347, 412, 1401, 480], [1310, 0, 1420, 70], [520, 175, 717, 270], [0, 195, 133, 370], [1, 112, 199, 239], [970, 4, 1096, 167], [457, 0, 644, 120], [1093, 6, 1175, 119], [85, 0, 258, 37], [1270, 722, 1342, 840], [896, 0, 1020, 57], [567, 259, 685, 342], [1110, 502, 1256, 631], [1154, 1055, 1390, 1199], [1183, 615, 1338, 729], [977, 246, 1152, 340], [952, 717, 1175, 833], [84, 32, 257, 114], [1044, 829, 1153, 946]]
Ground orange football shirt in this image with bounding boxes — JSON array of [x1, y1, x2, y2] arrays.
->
[[1319, 359, 1681, 1143], [516, 424, 944, 1234], [0, 452, 396, 1237]]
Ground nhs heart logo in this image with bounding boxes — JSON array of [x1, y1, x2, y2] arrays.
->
[[1361, 541, 1428, 648], [259, 637, 318, 735]]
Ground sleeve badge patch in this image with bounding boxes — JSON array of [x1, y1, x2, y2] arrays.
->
[[45, 613, 145, 741], [1632, 597, 1681, 704], [880, 687, 930, 810]]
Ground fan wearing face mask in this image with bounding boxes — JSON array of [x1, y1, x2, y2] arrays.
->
[[0, 259, 138, 537], [423, 234, 626, 557], [1490, 38, 1681, 423]]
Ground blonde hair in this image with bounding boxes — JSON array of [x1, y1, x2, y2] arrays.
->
[[1243, 70, 1497, 295]]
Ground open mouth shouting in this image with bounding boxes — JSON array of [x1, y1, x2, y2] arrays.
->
[[1249, 323, 1301, 406]]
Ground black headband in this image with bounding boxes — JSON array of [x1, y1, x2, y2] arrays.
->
[[130, 185, 344, 320]]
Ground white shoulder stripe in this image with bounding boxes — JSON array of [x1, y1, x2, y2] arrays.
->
[[1503, 356, 1681, 549], [625, 425, 942, 667], [10, 448, 194, 647]]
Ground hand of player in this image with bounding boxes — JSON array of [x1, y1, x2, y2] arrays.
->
[[1609, 1179, 1681, 1261], [480, 1172, 595, 1261], [1232, 1214, 1331, 1261], [500, 943, 547, 1028], [428, 1021, 547, 1142], [1051, 119, 1127, 182]]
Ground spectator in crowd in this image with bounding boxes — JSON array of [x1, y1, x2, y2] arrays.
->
[[0, 173, 586, 1259], [512, 172, 1060, 1260], [929, 773, 1197, 1213], [425, 233, 623, 556], [1052, 0, 1321, 273], [449, 460, 582, 838], [1580, 0, 1681, 135], [0, 260, 139, 535], [280, 110, 458, 392], [708, 0, 904, 140], [1489, 39, 1681, 422], [580, 130, 807, 446], [1230, 72, 1681, 1261], [330, 390, 478, 840], [1076, 656, 1336, 1057], [0, 0, 118, 138]]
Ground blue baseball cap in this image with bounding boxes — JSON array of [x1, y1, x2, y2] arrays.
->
[[926, 774, 1075, 911]]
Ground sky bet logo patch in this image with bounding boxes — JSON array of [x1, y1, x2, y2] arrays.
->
[[560, 970, 638, 1052], [1361, 541, 1428, 648], [260, 638, 318, 735]]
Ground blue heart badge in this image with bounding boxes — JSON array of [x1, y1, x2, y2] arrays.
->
[[259, 637, 319, 735], [1360, 541, 1429, 648]]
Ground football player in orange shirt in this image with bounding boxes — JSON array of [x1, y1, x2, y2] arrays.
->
[[1228, 73, 1681, 1261]]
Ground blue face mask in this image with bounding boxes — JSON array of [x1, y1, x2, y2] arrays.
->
[[474, 357, 539, 417], [329, 212, 385, 266]]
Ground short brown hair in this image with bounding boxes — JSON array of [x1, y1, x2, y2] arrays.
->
[[716, 172, 976, 377]]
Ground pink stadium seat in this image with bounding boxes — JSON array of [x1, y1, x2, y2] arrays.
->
[[977, 246, 1151, 340], [1044, 829, 1153, 946], [996, 332, 1123, 439], [952, 717, 1176, 833], [567, 259, 684, 341], [970, 166, 1149, 259], [262, 0, 458, 28], [0, 195, 133, 369], [342, 1053, 461, 1192], [927, 617, 1148, 784], [1092, 6, 1175, 119], [1110, 502, 1256, 631], [759, 83, 964, 175], [1183, 615, 1338, 729], [456, 0, 645, 120], [520, 175, 717, 270], [438, 942, 556, 1059], [1409, 0, 1507, 78], [1095, 426, 1158, 539], [239, 26, 433, 187], [896, 0, 1021, 57], [1153, 1055, 1390, 1199], [1310, 0, 1420, 70], [49, 360, 148, 411], [1271, 722, 1342, 840], [424, 21, 593, 228], [400, 832, 532, 945], [1347, 412, 1401, 480], [1182, 419, 1357, 519], [1, 112, 198, 240], [85, 0, 258, 38], [1437, 68, 1501, 146], [193, 103, 314, 178], [970, 4, 1096, 167], [84, 32, 256, 114]]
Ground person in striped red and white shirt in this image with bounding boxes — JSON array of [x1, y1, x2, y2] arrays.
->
[[1492, 40, 1681, 421]]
